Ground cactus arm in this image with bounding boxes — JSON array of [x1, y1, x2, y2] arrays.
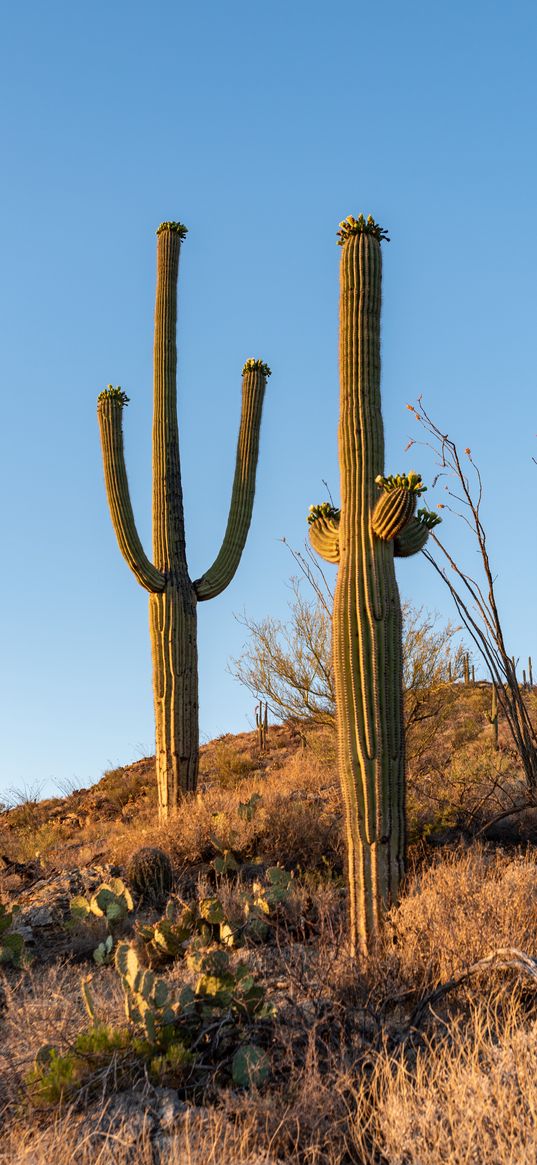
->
[[97, 391, 166, 593], [393, 508, 442, 558], [307, 506, 341, 563], [193, 359, 270, 601]]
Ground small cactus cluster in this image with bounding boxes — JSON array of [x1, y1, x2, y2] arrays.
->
[[126, 846, 174, 907], [70, 878, 134, 965], [116, 940, 271, 1083], [70, 878, 134, 925], [136, 866, 293, 966], [115, 942, 178, 1040], [0, 903, 25, 968]]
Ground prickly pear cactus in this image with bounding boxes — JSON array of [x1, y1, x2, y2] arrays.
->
[[115, 942, 178, 1040]]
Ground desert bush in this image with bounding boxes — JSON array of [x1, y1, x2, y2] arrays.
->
[[210, 738, 260, 788]]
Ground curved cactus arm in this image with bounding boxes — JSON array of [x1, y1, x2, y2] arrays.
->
[[393, 519, 429, 557], [307, 505, 341, 563], [98, 389, 166, 593], [193, 359, 270, 601], [394, 508, 442, 558]]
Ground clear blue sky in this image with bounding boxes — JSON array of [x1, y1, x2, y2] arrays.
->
[[0, 0, 535, 800]]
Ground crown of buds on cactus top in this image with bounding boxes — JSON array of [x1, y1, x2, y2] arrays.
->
[[375, 472, 426, 495], [156, 221, 188, 237], [242, 358, 272, 378], [307, 502, 341, 525], [336, 214, 390, 245], [97, 385, 130, 407]]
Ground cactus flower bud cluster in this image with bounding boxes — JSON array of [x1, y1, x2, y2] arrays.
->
[[307, 501, 341, 525], [374, 471, 426, 495], [97, 385, 130, 407], [336, 213, 390, 245], [156, 221, 188, 237], [242, 358, 272, 378]]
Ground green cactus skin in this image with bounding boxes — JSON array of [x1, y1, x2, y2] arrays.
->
[[305, 510, 340, 563], [393, 508, 440, 557], [328, 217, 406, 958], [371, 488, 417, 540], [393, 517, 429, 557], [98, 224, 269, 817], [126, 846, 173, 906]]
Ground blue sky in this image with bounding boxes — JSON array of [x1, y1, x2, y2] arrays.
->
[[0, 0, 536, 799]]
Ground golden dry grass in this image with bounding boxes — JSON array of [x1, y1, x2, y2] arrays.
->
[[2, 694, 537, 1163]]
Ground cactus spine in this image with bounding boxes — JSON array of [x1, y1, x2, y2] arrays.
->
[[98, 223, 269, 817]]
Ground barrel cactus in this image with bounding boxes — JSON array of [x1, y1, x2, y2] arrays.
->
[[126, 846, 174, 906], [307, 215, 440, 957], [98, 223, 270, 817]]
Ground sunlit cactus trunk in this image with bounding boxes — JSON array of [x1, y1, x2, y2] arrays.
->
[[333, 222, 405, 958], [149, 227, 199, 804], [307, 217, 439, 958], [98, 222, 270, 818]]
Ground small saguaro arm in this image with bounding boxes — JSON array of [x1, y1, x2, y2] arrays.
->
[[98, 222, 270, 819], [307, 215, 440, 959]]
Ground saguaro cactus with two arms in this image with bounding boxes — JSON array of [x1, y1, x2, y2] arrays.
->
[[98, 222, 270, 818], [308, 215, 439, 957]]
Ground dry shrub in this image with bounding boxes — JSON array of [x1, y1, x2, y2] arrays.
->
[[1, 1108, 278, 1165], [353, 997, 537, 1165], [108, 745, 342, 875], [387, 845, 537, 987]]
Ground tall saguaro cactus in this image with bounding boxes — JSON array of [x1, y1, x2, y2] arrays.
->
[[308, 216, 439, 957], [98, 222, 270, 818]]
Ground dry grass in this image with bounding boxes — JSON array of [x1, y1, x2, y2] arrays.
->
[[3, 847, 537, 1162], [2, 697, 537, 1163]]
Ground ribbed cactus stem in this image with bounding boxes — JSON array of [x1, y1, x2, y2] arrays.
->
[[194, 362, 270, 600], [332, 223, 405, 958], [308, 506, 341, 563], [97, 392, 166, 592], [98, 223, 269, 817], [152, 226, 188, 576]]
